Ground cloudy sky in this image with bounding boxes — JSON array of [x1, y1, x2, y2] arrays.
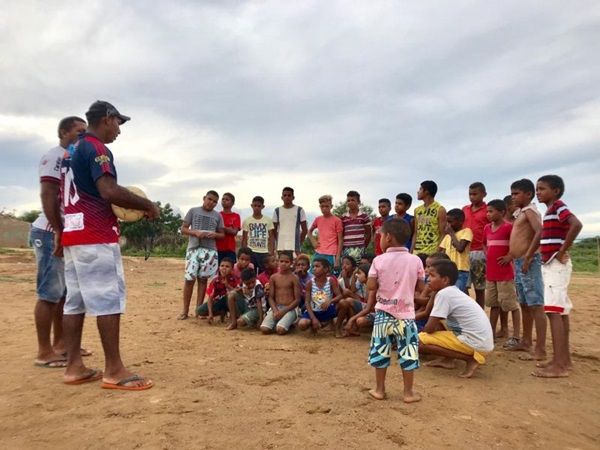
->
[[2, 1, 599, 235]]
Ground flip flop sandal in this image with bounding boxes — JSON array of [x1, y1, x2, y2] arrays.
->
[[101, 375, 154, 391]]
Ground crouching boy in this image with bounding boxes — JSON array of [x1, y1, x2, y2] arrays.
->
[[227, 268, 265, 330]]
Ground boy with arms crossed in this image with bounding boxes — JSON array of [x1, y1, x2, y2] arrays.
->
[[347, 219, 424, 403], [308, 195, 343, 272], [272, 187, 308, 259], [412, 181, 447, 258], [533, 175, 582, 378], [260, 253, 300, 335], [242, 196, 274, 273], [226, 268, 266, 331], [499, 179, 546, 361], [179, 190, 225, 320], [483, 200, 521, 346], [340, 190, 371, 263], [419, 259, 494, 378], [462, 182, 489, 308], [216, 192, 241, 263]]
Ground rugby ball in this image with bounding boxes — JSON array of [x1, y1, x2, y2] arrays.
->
[[111, 186, 147, 222]]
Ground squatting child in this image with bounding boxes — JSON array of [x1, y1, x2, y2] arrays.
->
[[196, 258, 240, 323], [226, 268, 265, 331], [347, 219, 424, 403]]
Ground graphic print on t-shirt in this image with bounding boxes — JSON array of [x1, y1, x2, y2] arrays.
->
[[248, 222, 269, 250]]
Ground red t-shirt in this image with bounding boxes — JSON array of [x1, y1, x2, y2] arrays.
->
[[483, 221, 514, 281], [373, 216, 392, 255], [206, 274, 240, 299], [540, 200, 574, 263], [463, 203, 489, 251], [216, 211, 241, 252]]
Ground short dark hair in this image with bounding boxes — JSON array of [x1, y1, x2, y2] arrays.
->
[[278, 252, 293, 261], [361, 253, 375, 263], [503, 195, 512, 205], [469, 182, 486, 192], [447, 208, 465, 221], [510, 179, 535, 198], [342, 255, 357, 268], [220, 257, 234, 267], [237, 246, 252, 258], [312, 256, 331, 270], [206, 190, 219, 198], [346, 190, 360, 201], [395, 193, 413, 209], [378, 198, 391, 207], [488, 199, 507, 212], [538, 175, 565, 199], [252, 196, 265, 204], [428, 252, 450, 261], [430, 259, 458, 285], [420, 180, 438, 197], [381, 218, 411, 245], [223, 192, 235, 203], [357, 263, 371, 276], [282, 187, 294, 195], [241, 268, 256, 282], [57, 116, 86, 138]]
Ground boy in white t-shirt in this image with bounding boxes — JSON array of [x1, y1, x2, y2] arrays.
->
[[272, 187, 308, 258], [419, 259, 494, 378]]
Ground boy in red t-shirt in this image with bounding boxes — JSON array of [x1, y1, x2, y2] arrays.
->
[[196, 258, 240, 323], [216, 192, 241, 263], [373, 198, 392, 256], [533, 175, 582, 378], [483, 200, 521, 348]]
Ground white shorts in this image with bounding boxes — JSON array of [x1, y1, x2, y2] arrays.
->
[[64, 243, 126, 316], [542, 258, 573, 315]]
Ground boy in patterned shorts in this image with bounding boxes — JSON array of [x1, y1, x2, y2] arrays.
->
[[348, 219, 425, 403]]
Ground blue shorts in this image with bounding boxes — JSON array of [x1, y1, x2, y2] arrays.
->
[[456, 270, 470, 293], [415, 319, 427, 332], [368, 311, 420, 371], [301, 303, 337, 322], [31, 227, 65, 302], [514, 254, 544, 307]]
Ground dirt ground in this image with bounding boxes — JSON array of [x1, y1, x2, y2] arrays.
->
[[1, 250, 599, 450]]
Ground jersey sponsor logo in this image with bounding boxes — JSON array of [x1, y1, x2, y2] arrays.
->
[[95, 155, 111, 165]]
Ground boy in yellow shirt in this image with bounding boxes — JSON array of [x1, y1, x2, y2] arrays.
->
[[439, 209, 473, 293]]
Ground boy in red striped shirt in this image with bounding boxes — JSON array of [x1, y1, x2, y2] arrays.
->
[[533, 175, 582, 378]]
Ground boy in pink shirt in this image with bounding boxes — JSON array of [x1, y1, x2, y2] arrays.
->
[[308, 195, 343, 272], [347, 219, 425, 403]]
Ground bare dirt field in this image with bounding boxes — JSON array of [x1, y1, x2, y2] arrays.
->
[[1, 250, 599, 449]]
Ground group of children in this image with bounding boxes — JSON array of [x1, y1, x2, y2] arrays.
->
[[178, 177, 582, 402]]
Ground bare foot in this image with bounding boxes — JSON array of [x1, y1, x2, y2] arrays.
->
[[368, 389, 386, 400], [536, 360, 573, 370], [403, 391, 422, 403], [335, 331, 347, 339], [177, 313, 188, 320], [226, 323, 237, 331], [518, 352, 547, 361], [424, 358, 456, 369], [495, 330, 508, 339], [531, 367, 569, 378], [458, 359, 480, 378]]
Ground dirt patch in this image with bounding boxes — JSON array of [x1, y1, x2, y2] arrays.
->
[[0, 252, 598, 449], [0, 215, 30, 248]]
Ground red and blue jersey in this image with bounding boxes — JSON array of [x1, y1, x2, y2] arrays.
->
[[540, 200, 573, 263], [61, 133, 120, 246]]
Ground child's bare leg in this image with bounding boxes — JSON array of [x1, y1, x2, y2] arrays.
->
[[226, 294, 238, 330], [335, 300, 350, 337], [260, 326, 273, 335], [298, 319, 311, 331], [511, 308, 521, 339], [424, 357, 455, 369], [474, 289, 485, 310], [509, 304, 533, 352], [420, 343, 480, 378], [179, 279, 195, 319], [498, 310, 509, 338], [533, 314, 569, 377], [236, 318, 247, 328], [369, 368, 387, 400], [564, 315, 572, 367], [489, 307, 500, 337], [531, 305, 547, 359], [195, 278, 208, 315], [401, 370, 421, 403]]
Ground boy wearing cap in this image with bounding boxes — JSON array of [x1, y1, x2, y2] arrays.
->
[[55, 100, 160, 390]]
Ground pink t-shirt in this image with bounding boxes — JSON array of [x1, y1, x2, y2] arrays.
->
[[368, 247, 424, 320], [310, 215, 343, 256]]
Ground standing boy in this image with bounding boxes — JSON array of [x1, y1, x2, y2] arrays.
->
[[462, 182, 489, 308], [499, 179, 545, 361], [216, 192, 240, 263], [393, 193, 415, 249], [419, 260, 494, 378], [347, 219, 424, 403], [180, 190, 225, 320], [412, 180, 447, 258], [272, 187, 308, 259], [483, 200, 521, 347], [340, 190, 371, 263], [439, 209, 473, 293], [32, 116, 87, 368], [308, 195, 343, 272], [373, 198, 392, 256], [242, 196, 274, 273], [260, 253, 301, 335], [533, 175, 582, 378]]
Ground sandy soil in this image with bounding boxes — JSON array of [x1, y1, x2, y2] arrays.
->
[[1, 250, 599, 450]]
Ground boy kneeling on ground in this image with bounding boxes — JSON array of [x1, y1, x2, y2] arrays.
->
[[419, 259, 494, 378]]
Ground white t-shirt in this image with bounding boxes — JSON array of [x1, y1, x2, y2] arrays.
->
[[32, 145, 65, 232], [430, 286, 494, 352], [272, 205, 306, 252]]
